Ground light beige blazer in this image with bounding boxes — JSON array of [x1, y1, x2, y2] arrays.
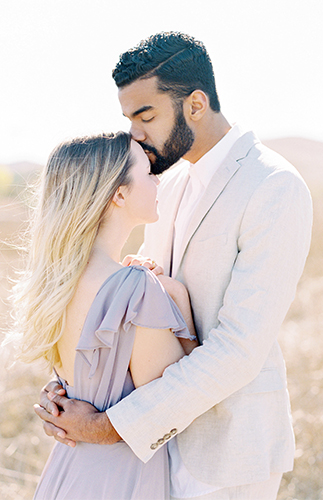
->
[[107, 132, 313, 487]]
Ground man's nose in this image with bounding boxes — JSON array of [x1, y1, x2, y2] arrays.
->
[[129, 123, 146, 142]]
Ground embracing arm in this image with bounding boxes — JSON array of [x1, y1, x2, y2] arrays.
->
[[105, 170, 313, 462]]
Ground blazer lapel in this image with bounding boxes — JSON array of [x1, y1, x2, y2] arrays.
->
[[178, 158, 240, 261], [176, 132, 259, 271]]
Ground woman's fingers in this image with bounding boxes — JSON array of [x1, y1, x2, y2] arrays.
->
[[39, 381, 65, 416], [151, 265, 164, 276], [33, 404, 76, 447], [122, 254, 162, 272]]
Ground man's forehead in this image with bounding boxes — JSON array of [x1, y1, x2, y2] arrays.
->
[[118, 77, 164, 116]]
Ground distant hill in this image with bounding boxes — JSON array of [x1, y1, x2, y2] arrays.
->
[[6, 161, 43, 179], [1, 137, 322, 193], [0, 161, 42, 198]]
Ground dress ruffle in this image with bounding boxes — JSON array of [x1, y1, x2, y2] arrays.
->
[[75, 266, 195, 377]]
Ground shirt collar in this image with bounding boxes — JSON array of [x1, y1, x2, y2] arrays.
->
[[188, 123, 244, 188]]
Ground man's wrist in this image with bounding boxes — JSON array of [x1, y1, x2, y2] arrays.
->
[[92, 411, 121, 445]]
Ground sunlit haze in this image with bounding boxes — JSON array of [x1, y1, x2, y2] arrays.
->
[[1, 0, 322, 164]]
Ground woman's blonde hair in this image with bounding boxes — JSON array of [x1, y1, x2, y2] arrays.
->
[[10, 131, 133, 369]]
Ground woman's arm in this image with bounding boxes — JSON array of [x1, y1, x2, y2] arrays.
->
[[130, 326, 185, 388], [157, 275, 199, 354]]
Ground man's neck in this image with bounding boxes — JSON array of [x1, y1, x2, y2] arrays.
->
[[184, 112, 232, 164]]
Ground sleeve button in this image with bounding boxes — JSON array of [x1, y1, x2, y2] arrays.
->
[[170, 428, 178, 435], [163, 433, 172, 440], [150, 443, 158, 450], [157, 438, 165, 445]]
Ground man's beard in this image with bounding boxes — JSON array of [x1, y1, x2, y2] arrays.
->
[[139, 108, 195, 175]]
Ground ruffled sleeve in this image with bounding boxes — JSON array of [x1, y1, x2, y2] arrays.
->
[[76, 265, 195, 357]]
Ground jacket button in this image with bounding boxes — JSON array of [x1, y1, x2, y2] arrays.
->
[[163, 433, 172, 440], [157, 438, 165, 445], [170, 428, 178, 435], [150, 443, 158, 450]]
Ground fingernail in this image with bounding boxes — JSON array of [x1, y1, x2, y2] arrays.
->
[[57, 431, 65, 438]]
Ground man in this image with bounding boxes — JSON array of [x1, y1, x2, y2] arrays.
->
[[36, 32, 312, 499]]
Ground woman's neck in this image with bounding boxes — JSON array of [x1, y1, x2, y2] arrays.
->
[[91, 211, 133, 264]]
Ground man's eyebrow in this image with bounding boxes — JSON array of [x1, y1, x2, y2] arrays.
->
[[130, 105, 154, 118]]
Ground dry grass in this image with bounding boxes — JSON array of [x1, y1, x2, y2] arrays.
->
[[276, 197, 323, 500], [0, 188, 322, 499]]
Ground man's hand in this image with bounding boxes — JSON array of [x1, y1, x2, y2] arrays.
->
[[122, 254, 164, 276], [35, 382, 121, 447]]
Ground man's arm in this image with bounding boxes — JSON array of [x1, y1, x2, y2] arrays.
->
[[105, 169, 313, 462]]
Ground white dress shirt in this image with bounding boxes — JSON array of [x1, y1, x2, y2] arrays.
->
[[169, 124, 244, 498]]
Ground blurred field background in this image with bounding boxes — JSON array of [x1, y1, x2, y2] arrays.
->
[[0, 137, 323, 499]]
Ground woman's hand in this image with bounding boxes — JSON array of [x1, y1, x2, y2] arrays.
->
[[122, 254, 164, 276], [39, 380, 66, 417], [124, 256, 198, 352]]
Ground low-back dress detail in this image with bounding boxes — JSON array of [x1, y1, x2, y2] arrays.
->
[[34, 266, 194, 500]]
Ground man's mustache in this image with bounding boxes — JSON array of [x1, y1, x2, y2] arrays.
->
[[137, 141, 170, 175], [138, 142, 160, 158]]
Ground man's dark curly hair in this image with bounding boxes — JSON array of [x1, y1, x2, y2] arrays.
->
[[112, 32, 221, 113]]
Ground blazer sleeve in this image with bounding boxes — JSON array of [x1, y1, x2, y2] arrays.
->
[[106, 168, 313, 463]]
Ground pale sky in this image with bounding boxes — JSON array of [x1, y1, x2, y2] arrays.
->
[[0, 0, 322, 165]]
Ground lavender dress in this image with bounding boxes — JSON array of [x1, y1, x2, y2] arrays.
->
[[34, 266, 193, 500]]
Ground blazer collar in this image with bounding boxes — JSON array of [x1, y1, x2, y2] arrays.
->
[[174, 131, 260, 275]]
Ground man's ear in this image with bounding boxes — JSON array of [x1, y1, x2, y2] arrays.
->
[[185, 90, 208, 122], [112, 186, 126, 207]]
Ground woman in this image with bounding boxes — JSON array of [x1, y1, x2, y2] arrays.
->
[[10, 132, 198, 499]]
